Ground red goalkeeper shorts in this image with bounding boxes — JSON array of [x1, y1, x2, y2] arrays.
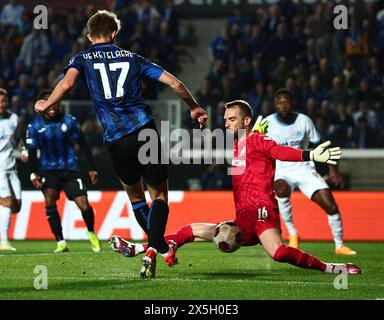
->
[[234, 205, 282, 246]]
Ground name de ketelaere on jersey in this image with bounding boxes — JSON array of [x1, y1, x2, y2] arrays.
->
[[64, 42, 164, 143], [0, 111, 18, 171], [26, 114, 82, 172]]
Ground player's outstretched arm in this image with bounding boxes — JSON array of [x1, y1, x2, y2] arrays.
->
[[307, 141, 342, 165], [34, 68, 80, 113], [158, 71, 208, 128], [267, 138, 342, 165]]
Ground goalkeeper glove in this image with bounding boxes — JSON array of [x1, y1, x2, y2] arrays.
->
[[308, 141, 342, 165], [252, 115, 269, 134]]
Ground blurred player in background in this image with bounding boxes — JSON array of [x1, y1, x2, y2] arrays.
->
[[0, 88, 27, 251], [27, 89, 100, 253], [111, 101, 361, 275], [265, 88, 356, 255], [34, 10, 208, 278]]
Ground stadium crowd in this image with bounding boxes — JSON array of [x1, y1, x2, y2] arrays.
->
[[0, 0, 181, 151], [203, 1, 384, 149], [1, 0, 384, 154]]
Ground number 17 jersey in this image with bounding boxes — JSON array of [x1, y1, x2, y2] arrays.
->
[[64, 42, 164, 143]]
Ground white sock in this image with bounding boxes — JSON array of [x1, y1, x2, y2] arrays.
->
[[147, 247, 157, 254], [160, 248, 171, 258], [135, 243, 145, 254], [57, 240, 67, 245], [324, 263, 334, 273], [276, 197, 298, 236], [324, 263, 345, 274], [0, 205, 11, 243], [327, 213, 343, 248]]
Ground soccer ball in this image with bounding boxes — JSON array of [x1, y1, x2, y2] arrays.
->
[[213, 221, 243, 253]]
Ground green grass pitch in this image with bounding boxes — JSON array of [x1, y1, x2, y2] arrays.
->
[[0, 241, 383, 300]]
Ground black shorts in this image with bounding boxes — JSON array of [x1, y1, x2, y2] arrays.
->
[[41, 170, 87, 200], [107, 120, 168, 186]]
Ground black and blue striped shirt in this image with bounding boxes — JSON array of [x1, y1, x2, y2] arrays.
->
[[26, 114, 82, 172], [64, 42, 164, 143]]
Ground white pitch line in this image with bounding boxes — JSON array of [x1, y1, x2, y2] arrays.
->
[[0, 251, 114, 258], [0, 276, 383, 288]]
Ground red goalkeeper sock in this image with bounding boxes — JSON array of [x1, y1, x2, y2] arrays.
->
[[273, 244, 326, 272], [142, 225, 194, 252], [164, 225, 194, 248]]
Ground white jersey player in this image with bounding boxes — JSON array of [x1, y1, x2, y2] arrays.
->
[[264, 88, 356, 255], [266, 112, 329, 196], [0, 88, 27, 251]]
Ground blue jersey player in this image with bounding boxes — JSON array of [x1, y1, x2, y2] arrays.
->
[[34, 10, 208, 278], [28, 90, 101, 253]]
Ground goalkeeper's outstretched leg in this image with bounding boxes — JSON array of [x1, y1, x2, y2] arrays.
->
[[111, 221, 361, 275], [110, 223, 215, 257]]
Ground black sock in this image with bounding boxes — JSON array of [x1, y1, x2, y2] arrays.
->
[[45, 206, 64, 242], [132, 200, 149, 234], [148, 199, 169, 254], [81, 207, 95, 232]]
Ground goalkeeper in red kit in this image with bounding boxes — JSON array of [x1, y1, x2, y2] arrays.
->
[[111, 100, 361, 275]]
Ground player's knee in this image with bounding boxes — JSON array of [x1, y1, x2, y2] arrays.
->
[[322, 199, 339, 215], [45, 197, 56, 207], [274, 183, 290, 198], [11, 200, 21, 213], [77, 201, 91, 212], [151, 193, 167, 202], [272, 244, 290, 262]]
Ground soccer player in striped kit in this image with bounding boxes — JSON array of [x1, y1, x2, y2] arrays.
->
[[27, 89, 100, 253], [34, 10, 207, 278]]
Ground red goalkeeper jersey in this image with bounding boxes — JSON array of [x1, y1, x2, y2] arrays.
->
[[231, 132, 304, 215]]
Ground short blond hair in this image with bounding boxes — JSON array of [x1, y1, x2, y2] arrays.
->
[[87, 10, 121, 38]]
